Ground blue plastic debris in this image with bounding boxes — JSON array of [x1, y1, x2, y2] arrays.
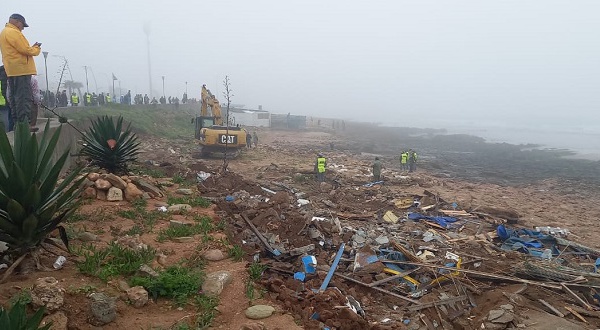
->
[[225, 195, 234, 202], [363, 180, 384, 187], [403, 319, 411, 325], [408, 213, 458, 228], [319, 243, 345, 292], [294, 272, 306, 282], [302, 255, 317, 274], [497, 224, 559, 258], [595, 258, 600, 273], [310, 312, 319, 320]]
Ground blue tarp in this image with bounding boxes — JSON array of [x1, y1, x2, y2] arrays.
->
[[408, 213, 459, 228], [497, 225, 559, 258]]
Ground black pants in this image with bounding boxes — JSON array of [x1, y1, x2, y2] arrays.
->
[[7, 75, 33, 124]]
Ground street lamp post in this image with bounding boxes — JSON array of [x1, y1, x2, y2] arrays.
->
[[83, 66, 89, 93], [162, 76, 165, 99], [42, 51, 49, 106]]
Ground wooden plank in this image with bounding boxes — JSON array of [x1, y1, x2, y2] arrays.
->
[[381, 260, 562, 289], [368, 268, 420, 287], [538, 299, 564, 317], [392, 241, 421, 263], [561, 283, 594, 311], [564, 306, 588, 324], [407, 295, 468, 311]]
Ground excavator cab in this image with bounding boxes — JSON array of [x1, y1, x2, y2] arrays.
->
[[194, 116, 215, 139]]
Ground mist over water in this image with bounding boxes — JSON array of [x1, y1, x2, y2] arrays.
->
[[386, 115, 600, 160]]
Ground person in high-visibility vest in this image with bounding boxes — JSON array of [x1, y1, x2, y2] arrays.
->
[[400, 151, 408, 171], [315, 153, 327, 182], [105, 93, 111, 103], [0, 65, 12, 131], [85, 93, 91, 106], [71, 92, 79, 106], [0, 78, 8, 131], [408, 149, 418, 172]]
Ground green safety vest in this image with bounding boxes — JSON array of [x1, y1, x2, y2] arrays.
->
[[412, 152, 418, 161], [317, 157, 326, 173], [86, 94, 91, 103], [71, 95, 79, 103], [401, 153, 408, 164], [0, 81, 5, 106], [106, 95, 111, 103]]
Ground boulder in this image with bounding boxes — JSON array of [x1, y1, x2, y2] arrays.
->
[[94, 178, 112, 190], [96, 190, 107, 201], [245, 305, 275, 320], [202, 271, 233, 296], [168, 204, 192, 214], [203, 249, 226, 261], [124, 183, 144, 201], [239, 322, 267, 330], [41, 311, 68, 330], [82, 187, 97, 199], [169, 220, 193, 228], [176, 188, 194, 195], [137, 264, 159, 278], [89, 292, 117, 325], [106, 187, 123, 202], [78, 232, 98, 242], [131, 178, 163, 198], [102, 173, 127, 190], [126, 286, 149, 308], [31, 277, 65, 313], [87, 172, 100, 182]]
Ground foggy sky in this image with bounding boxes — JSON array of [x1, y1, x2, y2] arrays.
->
[[3, 1, 600, 126]]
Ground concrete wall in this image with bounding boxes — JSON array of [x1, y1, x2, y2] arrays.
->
[[6, 118, 80, 172]]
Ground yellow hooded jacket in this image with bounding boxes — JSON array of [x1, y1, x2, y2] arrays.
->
[[0, 23, 40, 77]]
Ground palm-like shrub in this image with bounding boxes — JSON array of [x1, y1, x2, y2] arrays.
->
[[0, 122, 82, 275], [80, 116, 140, 174], [0, 303, 50, 330]]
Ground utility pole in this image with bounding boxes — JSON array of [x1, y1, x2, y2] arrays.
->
[[162, 76, 165, 99], [42, 51, 49, 106], [185, 81, 188, 94], [83, 66, 89, 93]]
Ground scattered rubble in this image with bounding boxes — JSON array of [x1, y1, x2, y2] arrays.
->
[[204, 154, 600, 330], [30, 277, 65, 313]]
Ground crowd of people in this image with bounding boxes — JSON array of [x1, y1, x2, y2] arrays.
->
[[0, 13, 199, 132]]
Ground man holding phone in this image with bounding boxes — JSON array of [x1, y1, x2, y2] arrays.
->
[[0, 13, 41, 131]]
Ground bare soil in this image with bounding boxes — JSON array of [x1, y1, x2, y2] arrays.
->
[[2, 119, 600, 329]]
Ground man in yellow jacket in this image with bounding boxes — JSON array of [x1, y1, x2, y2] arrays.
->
[[0, 14, 41, 128]]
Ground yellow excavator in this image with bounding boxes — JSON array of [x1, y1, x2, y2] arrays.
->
[[194, 84, 248, 157]]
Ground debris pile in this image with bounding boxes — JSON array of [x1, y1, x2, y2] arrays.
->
[[203, 162, 600, 330]]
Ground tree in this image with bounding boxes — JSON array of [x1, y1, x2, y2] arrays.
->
[[63, 80, 84, 98]]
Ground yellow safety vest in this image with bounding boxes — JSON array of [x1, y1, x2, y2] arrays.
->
[[86, 94, 91, 103], [106, 95, 111, 103], [401, 153, 408, 164], [0, 81, 5, 106], [317, 157, 326, 173], [71, 95, 79, 103]]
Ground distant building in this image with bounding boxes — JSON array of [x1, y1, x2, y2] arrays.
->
[[227, 106, 271, 127], [271, 113, 307, 129]]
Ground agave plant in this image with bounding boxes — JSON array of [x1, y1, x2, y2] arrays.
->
[[80, 116, 140, 174], [0, 122, 83, 280], [0, 303, 50, 330]]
